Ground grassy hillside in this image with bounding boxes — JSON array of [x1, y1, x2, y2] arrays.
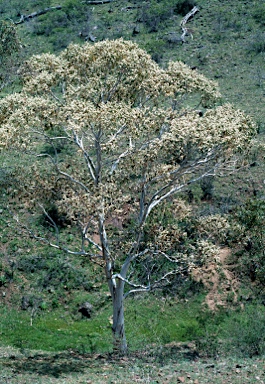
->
[[1, 0, 265, 125], [0, 0, 265, 380]]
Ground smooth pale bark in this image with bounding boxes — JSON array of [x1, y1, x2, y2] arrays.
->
[[111, 279, 127, 354], [98, 212, 127, 353]]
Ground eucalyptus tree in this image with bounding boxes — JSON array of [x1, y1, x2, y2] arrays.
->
[[0, 39, 255, 353]]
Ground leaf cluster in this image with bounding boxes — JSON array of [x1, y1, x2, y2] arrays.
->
[[0, 39, 256, 266]]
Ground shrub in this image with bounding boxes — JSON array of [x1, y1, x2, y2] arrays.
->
[[175, 0, 196, 16], [197, 214, 242, 245], [200, 175, 214, 200], [143, 39, 167, 63], [247, 32, 265, 54], [17, 254, 93, 292], [33, 11, 70, 36], [137, 0, 195, 32], [233, 198, 265, 285], [223, 305, 265, 357], [252, 4, 265, 26]]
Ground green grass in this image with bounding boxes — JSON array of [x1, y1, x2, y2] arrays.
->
[[5, 293, 264, 360], [126, 296, 206, 348], [1, 298, 265, 383], [0, 306, 112, 353], [0, 295, 207, 353]]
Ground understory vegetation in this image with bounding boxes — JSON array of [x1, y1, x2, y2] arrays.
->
[[1, 0, 265, 382]]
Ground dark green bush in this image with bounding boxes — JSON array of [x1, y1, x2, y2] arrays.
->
[[142, 38, 166, 63], [49, 29, 74, 50], [0, 167, 17, 189], [37, 204, 71, 229], [174, 0, 196, 16], [195, 333, 220, 358], [200, 176, 214, 201], [252, 4, 265, 26], [234, 198, 265, 286], [247, 32, 265, 54], [18, 254, 93, 292], [33, 11, 70, 36], [137, 0, 195, 32], [137, 1, 170, 32]]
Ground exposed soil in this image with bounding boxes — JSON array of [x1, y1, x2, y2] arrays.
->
[[192, 247, 240, 310]]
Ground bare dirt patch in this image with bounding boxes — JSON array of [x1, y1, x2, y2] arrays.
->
[[192, 247, 240, 310]]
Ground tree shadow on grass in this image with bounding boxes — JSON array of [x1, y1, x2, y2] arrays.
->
[[2, 351, 106, 378], [1, 343, 199, 378]]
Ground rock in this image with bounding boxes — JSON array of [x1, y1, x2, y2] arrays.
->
[[88, 34, 96, 42], [166, 33, 183, 44], [21, 296, 30, 310], [132, 25, 140, 35], [78, 302, 93, 318], [177, 377, 185, 383]]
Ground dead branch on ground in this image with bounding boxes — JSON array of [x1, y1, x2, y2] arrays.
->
[[15, 6, 62, 25], [180, 6, 199, 42]]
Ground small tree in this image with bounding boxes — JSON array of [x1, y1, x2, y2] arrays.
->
[[0, 39, 255, 353]]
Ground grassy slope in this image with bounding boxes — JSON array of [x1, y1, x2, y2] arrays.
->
[[1, 0, 265, 380]]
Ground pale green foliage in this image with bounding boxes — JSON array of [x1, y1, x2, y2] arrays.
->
[[194, 239, 220, 264], [0, 39, 255, 228], [0, 38, 256, 234], [197, 214, 243, 245]]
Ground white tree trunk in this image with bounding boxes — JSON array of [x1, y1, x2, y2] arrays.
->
[[98, 212, 127, 353], [111, 279, 127, 354]]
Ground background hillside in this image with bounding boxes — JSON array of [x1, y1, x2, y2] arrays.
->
[[0, 0, 265, 382], [2, 0, 265, 124]]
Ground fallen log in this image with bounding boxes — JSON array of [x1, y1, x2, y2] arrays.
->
[[121, 6, 140, 11], [180, 6, 199, 42], [15, 6, 62, 24], [84, 0, 114, 4]]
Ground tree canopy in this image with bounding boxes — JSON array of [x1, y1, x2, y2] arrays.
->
[[0, 39, 256, 353]]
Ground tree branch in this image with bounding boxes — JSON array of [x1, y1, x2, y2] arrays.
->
[[73, 130, 97, 183], [105, 124, 127, 147], [82, 221, 102, 252], [180, 6, 199, 42], [141, 151, 219, 225], [109, 140, 133, 174], [15, 6, 62, 25], [38, 203, 60, 243], [115, 267, 186, 299], [11, 212, 98, 257]]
